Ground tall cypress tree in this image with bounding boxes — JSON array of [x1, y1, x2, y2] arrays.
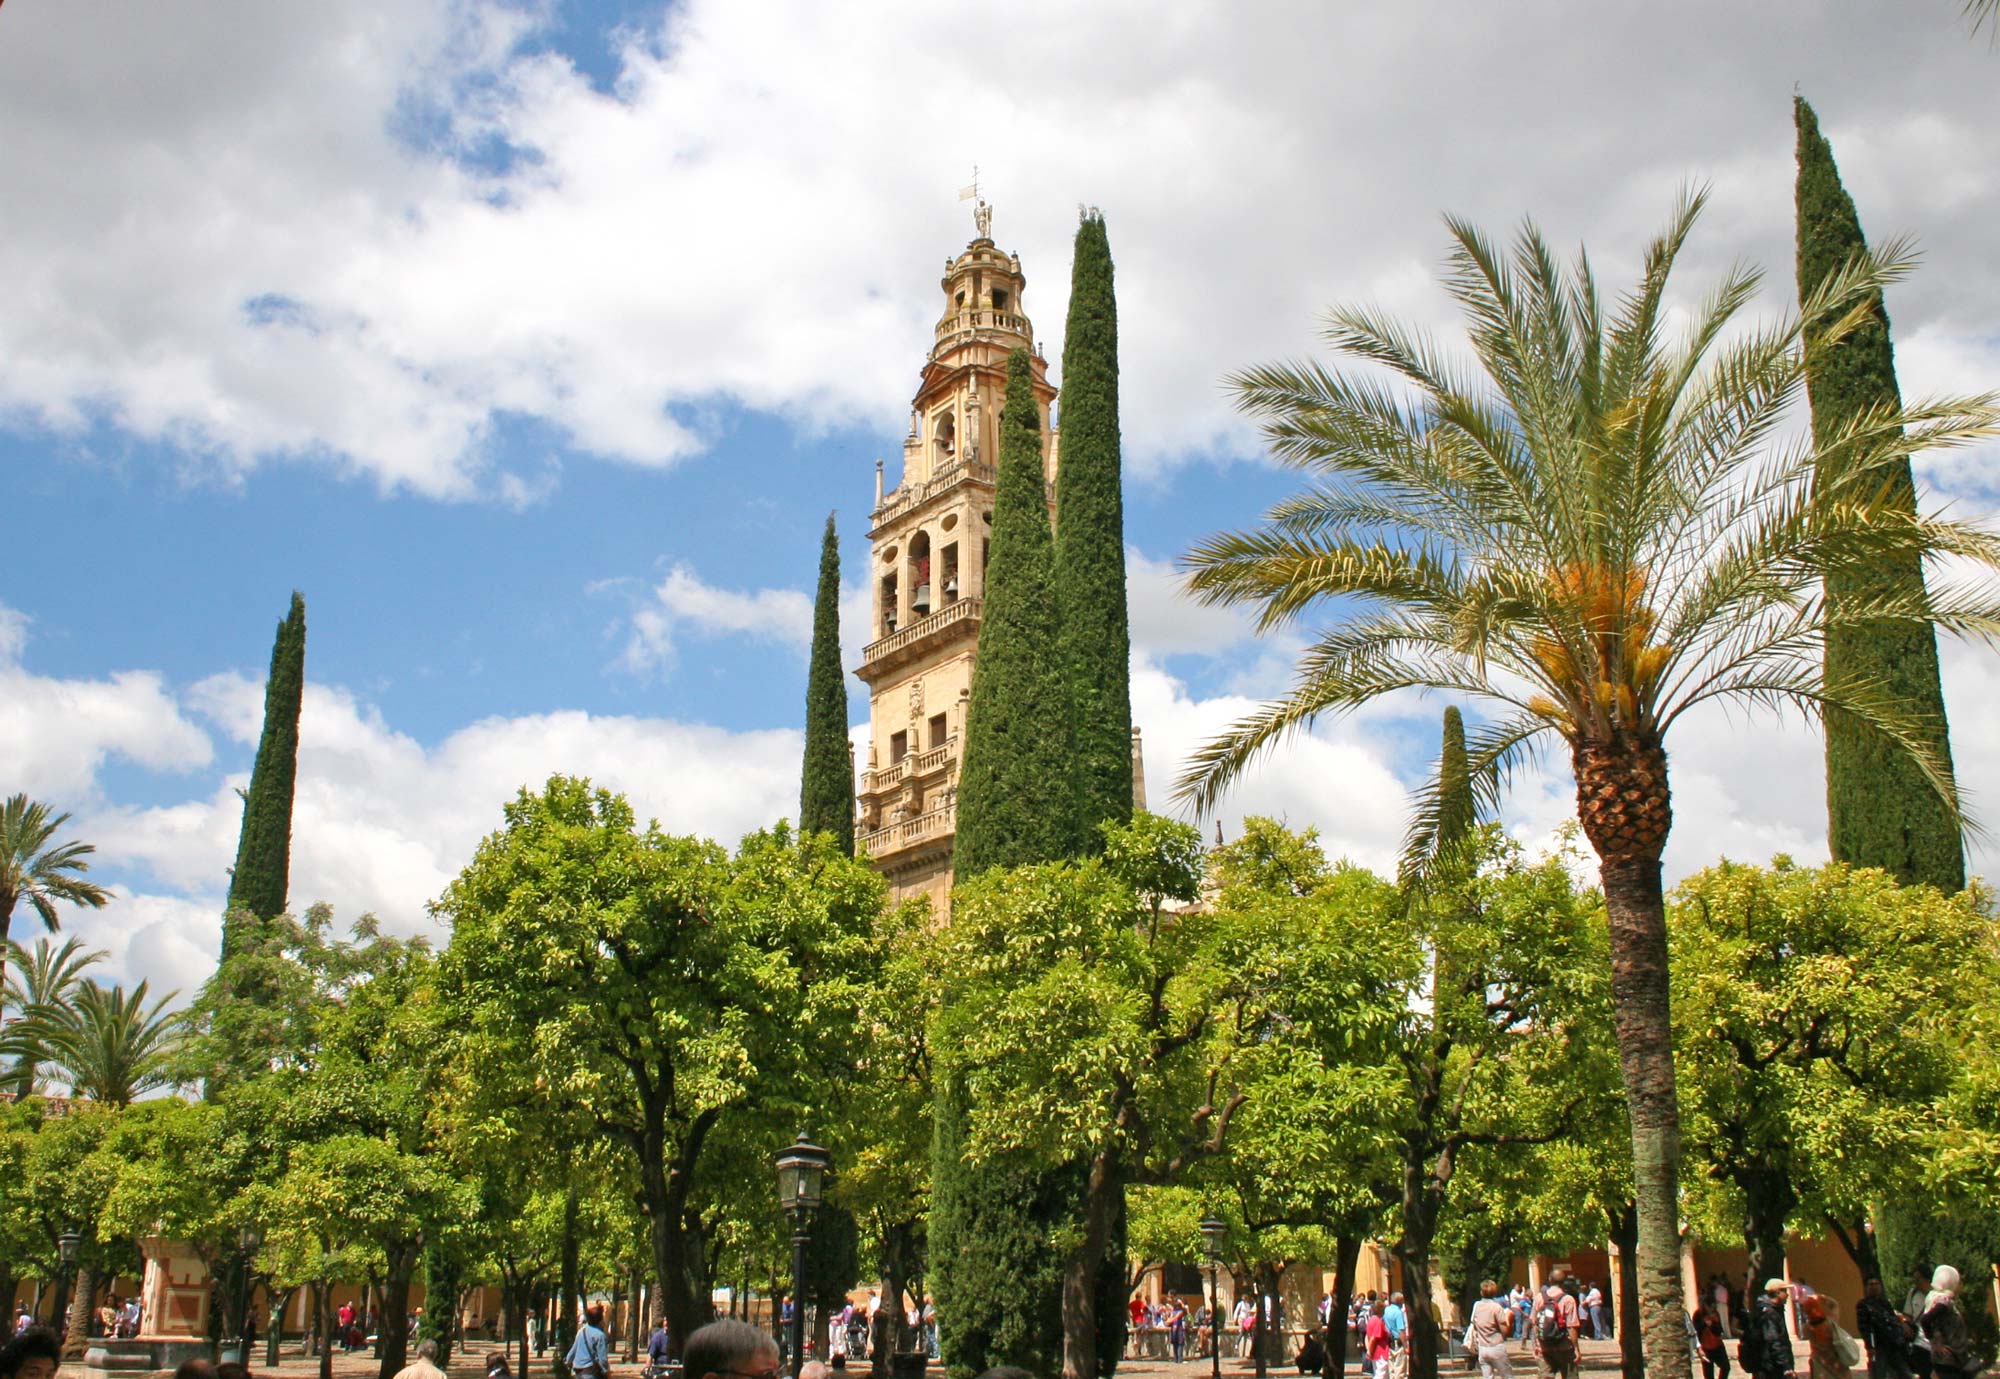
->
[[1054, 211, 1134, 847], [800, 514, 856, 852], [954, 348, 1082, 876], [1436, 706, 1473, 852], [1795, 95, 1964, 893], [223, 591, 305, 957]]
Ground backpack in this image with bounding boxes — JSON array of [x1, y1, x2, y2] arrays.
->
[[1538, 1306, 1571, 1351]]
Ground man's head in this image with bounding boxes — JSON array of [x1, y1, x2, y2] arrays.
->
[[800, 1364, 828, 1379], [0, 1328, 60, 1379], [586, 1304, 606, 1329], [685, 1320, 779, 1379], [1764, 1279, 1790, 1298], [216, 1361, 250, 1379], [1549, 1267, 1568, 1285], [417, 1341, 441, 1364], [1865, 1278, 1885, 1300], [174, 1358, 218, 1379], [1480, 1281, 1499, 1299], [1391, 1293, 1404, 1306], [654, 1320, 668, 1334]]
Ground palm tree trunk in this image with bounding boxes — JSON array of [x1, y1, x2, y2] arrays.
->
[[1574, 738, 1691, 1379], [62, 1264, 97, 1360]]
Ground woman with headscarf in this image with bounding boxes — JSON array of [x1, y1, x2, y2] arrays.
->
[[1798, 1293, 1860, 1379], [1919, 1267, 1975, 1379]]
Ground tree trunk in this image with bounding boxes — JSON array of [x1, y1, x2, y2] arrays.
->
[[1575, 737, 1692, 1379], [61, 1264, 97, 1360], [1326, 1235, 1362, 1379], [377, 1247, 417, 1379], [876, 1218, 914, 1378], [318, 1281, 336, 1379], [1061, 1158, 1121, 1379], [1396, 1150, 1444, 1379], [1251, 1262, 1275, 1379], [560, 1182, 582, 1376], [1737, 1167, 1797, 1297], [637, 1105, 720, 1363], [1611, 1204, 1643, 1379], [1823, 1213, 1881, 1283], [270, 1287, 294, 1366], [0, 1267, 14, 1338]]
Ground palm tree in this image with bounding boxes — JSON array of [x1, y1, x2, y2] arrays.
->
[[1, 936, 106, 1094], [39, 979, 186, 1105], [0, 794, 111, 996], [1176, 193, 2000, 1378]]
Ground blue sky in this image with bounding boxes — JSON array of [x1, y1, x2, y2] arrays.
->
[[3, 0, 1998, 997]]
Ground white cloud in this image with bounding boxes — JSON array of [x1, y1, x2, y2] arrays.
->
[[609, 563, 814, 674], [4, 3, 1997, 498], [0, 602, 213, 803]]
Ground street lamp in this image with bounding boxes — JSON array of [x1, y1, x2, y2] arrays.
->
[[1200, 1217, 1229, 1379], [775, 1134, 831, 1379], [238, 1223, 265, 1361], [57, 1231, 81, 1268]]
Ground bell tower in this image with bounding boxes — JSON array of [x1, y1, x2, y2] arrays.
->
[[854, 205, 1059, 908]]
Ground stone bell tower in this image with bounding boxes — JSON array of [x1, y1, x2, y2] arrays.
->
[[853, 203, 1059, 908]]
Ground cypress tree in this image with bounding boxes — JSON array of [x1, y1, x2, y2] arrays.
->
[[223, 591, 305, 957], [954, 348, 1082, 876], [800, 513, 856, 852], [1436, 706, 1473, 852], [1054, 211, 1134, 847], [1795, 95, 1964, 892], [929, 1077, 1066, 1379]]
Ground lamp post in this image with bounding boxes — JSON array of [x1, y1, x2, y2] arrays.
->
[[238, 1223, 264, 1362], [57, 1229, 86, 1359], [775, 1134, 831, 1379], [1200, 1217, 1228, 1379]]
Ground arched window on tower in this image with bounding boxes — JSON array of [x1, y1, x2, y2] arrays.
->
[[933, 410, 956, 466], [909, 531, 933, 617]]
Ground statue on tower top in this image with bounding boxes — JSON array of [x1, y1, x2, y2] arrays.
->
[[959, 167, 992, 240]]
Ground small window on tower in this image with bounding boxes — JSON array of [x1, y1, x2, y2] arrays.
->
[[929, 714, 949, 749], [890, 731, 908, 764], [991, 289, 1009, 311], [955, 290, 965, 307]]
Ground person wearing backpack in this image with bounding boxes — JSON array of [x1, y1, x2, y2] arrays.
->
[[1741, 1280, 1795, 1379], [1532, 1285, 1579, 1379]]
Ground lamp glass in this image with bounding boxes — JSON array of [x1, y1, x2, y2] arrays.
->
[[773, 1135, 831, 1213], [57, 1230, 81, 1266], [1199, 1216, 1228, 1260]]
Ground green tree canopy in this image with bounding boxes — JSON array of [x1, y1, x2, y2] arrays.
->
[[434, 778, 881, 1357]]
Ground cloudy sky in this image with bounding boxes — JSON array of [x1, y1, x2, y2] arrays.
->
[[3, 1, 1998, 999]]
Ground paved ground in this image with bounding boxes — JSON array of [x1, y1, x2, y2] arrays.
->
[[57, 1335, 1777, 1379]]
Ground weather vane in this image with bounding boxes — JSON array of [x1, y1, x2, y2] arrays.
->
[[958, 166, 991, 239]]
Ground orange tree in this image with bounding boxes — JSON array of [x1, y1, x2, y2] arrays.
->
[[1176, 192, 2000, 1377]]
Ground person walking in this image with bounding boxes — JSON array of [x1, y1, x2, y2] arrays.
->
[[1693, 1297, 1731, 1379], [1801, 1294, 1860, 1379], [1236, 1297, 1256, 1359], [1531, 1284, 1579, 1379], [1384, 1294, 1409, 1379], [1743, 1281, 1795, 1379], [647, 1318, 672, 1375], [1919, 1267, 1976, 1379], [1364, 1303, 1392, 1379], [1469, 1281, 1514, 1379], [1581, 1283, 1606, 1342], [1856, 1278, 1914, 1379], [566, 1304, 612, 1379]]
